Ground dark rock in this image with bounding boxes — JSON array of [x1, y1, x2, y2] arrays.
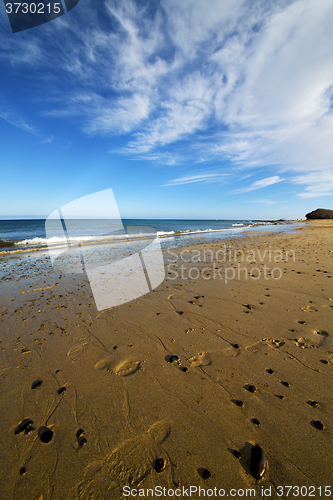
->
[[250, 444, 267, 479], [305, 208, 333, 220], [154, 458, 166, 472]]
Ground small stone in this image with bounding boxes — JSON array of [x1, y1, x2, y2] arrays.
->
[[31, 380, 42, 390], [19, 467, 26, 475], [320, 359, 328, 364], [312, 420, 324, 430], [281, 381, 290, 387], [266, 369, 274, 374], [154, 458, 166, 473], [76, 429, 85, 438], [39, 427, 53, 443], [308, 400, 318, 407], [234, 400, 244, 407], [248, 385, 257, 393], [57, 387, 66, 394], [78, 437, 87, 448], [202, 468, 211, 480], [15, 419, 34, 435], [233, 450, 241, 459], [250, 445, 267, 480], [180, 366, 188, 372], [168, 355, 179, 363], [251, 418, 260, 426]]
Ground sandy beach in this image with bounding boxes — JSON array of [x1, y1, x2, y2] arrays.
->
[[0, 221, 332, 500]]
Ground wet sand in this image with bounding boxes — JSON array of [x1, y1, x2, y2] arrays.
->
[[0, 221, 332, 499]]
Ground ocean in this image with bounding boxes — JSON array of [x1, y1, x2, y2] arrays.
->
[[0, 218, 301, 254]]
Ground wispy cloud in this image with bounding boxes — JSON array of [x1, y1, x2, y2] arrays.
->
[[162, 173, 227, 187], [1, 0, 333, 198], [234, 176, 283, 194], [293, 171, 333, 198]]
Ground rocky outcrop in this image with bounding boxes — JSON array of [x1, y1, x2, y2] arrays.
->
[[305, 208, 333, 219]]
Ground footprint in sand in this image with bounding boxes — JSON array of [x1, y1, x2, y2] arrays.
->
[[292, 330, 331, 349], [188, 352, 212, 367], [72, 421, 171, 498], [67, 342, 89, 362], [262, 338, 285, 348], [301, 305, 318, 312], [95, 358, 141, 376]]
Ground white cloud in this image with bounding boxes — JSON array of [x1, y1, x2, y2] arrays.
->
[[292, 170, 333, 198], [234, 176, 283, 193], [2, 0, 333, 197], [162, 173, 227, 187]]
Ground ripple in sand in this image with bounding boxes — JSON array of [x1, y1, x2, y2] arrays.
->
[[15, 419, 33, 435], [250, 445, 266, 480], [154, 458, 166, 473], [31, 380, 42, 390], [38, 427, 53, 443]]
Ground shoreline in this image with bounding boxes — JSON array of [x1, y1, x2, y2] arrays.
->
[[0, 220, 332, 499], [0, 219, 303, 258]]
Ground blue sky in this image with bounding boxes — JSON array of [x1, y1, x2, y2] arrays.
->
[[1, 0, 333, 219]]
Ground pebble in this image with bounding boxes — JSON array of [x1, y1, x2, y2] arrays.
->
[[202, 468, 211, 480], [168, 355, 179, 363], [154, 458, 166, 473], [320, 359, 328, 364], [281, 381, 290, 387], [266, 369, 274, 374], [312, 420, 324, 430], [251, 418, 260, 426], [39, 428, 53, 443], [308, 400, 318, 407], [31, 380, 43, 390], [57, 387, 66, 394], [247, 385, 257, 393], [15, 419, 33, 435], [232, 343, 240, 349], [76, 429, 85, 438], [78, 437, 87, 448], [180, 366, 188, 372], [233, 450, 241, 459], [250, 445, 267, 480], [24, 426, 35, 435], [19, 467, 26, 475], [234, 400, 244, 407]]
